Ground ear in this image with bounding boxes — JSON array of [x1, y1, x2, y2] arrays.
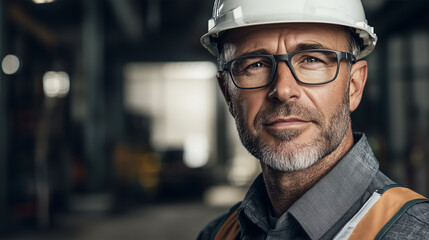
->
[[349, 60, 368, 112], [217, 71, 234, 116]]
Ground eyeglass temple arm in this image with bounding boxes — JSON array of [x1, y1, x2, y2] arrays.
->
[[345, 52, 357, 64]]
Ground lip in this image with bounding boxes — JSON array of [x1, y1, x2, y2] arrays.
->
[[263, 117, 311, 128]]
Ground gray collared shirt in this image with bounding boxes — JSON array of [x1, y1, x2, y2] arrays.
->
[[197, 133, 429, 239]]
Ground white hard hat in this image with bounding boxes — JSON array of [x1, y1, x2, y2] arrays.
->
[[201, 0, 377, 59]]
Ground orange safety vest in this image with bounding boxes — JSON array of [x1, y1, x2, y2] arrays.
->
[[214, 185, 428, 240]]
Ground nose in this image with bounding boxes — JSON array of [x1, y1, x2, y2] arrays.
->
[[267, 61, 301, 103]]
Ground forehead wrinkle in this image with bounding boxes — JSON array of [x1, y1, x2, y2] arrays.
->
[[235, 36, 278, 56], [280, 23, 350, 51]]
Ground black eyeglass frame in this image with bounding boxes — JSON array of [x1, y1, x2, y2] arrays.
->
[[222, 49, 357, 90]]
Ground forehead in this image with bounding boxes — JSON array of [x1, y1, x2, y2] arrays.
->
[[223, 23, 349, 56]]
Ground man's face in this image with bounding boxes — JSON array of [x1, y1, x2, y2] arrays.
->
[[222, 23, 354, 172]]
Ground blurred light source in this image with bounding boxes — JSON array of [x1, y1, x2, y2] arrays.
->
[[228, 156, 260, 186], [162, 62, 217, 80], [32, 0, 55, 4], [43, 71, 70, 98], [204, 185, 247, 207], [2, 54, 20, 75], [183, 135, 209, 168]]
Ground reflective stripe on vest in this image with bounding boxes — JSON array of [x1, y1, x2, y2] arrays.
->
[[214, 185, 429, 240]]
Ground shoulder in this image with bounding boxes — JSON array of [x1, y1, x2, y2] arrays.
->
[[197, 202, 242, 240], [382, 200, 429, 239]]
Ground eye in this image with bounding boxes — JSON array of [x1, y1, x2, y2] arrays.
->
[[231, 56, 272, 76], [303, 57, 323, 64], [247, 61, 265, 69]]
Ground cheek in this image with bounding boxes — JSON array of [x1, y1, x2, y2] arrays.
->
[[304, 82, 347, 119], [232, 91, 266, 127]]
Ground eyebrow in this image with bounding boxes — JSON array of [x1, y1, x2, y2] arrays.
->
[[237, 42, 330, 57], [293, 42, 328, 52], [238, 49, 271, 57]]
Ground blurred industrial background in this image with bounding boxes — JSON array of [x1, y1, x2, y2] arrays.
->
[[0, 0, 428, 239]]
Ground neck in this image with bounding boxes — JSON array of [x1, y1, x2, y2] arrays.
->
[[261, 129, 354, 218]]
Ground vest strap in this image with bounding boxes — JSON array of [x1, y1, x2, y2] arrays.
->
[[374, 198, 429, 239], [214, 208, 240, 240], [344, 185, 428, 240]]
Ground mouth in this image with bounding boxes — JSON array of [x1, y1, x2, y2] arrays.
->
[[263, 117, 311, 129]]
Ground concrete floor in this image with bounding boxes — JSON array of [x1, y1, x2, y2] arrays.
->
[[2, 201, 229, 240]]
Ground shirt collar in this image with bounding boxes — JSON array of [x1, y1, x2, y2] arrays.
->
[[238, 174, 272, 232], [288, 132, 379, 240]]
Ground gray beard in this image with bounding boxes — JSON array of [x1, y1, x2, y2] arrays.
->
[[233, 91, 350, 172]]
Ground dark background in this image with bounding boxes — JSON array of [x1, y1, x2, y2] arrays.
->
[[0, 0, 429, 239]]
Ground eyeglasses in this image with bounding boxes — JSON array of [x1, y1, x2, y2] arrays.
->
[[222, 49, 356, 89]]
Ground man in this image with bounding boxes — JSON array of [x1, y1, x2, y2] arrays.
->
[[198, 0, 429, 239]]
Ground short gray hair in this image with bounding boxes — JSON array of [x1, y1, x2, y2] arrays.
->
[[218, 43, 237, 91], [347, 29, 361, 57], [346, 28, 361, 70]]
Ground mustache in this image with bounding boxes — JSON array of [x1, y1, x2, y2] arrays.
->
[[254, 102, 323, 126]]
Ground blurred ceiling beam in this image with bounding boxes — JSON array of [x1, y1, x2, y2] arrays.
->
[[370, 0, 429, 38], [362, 0, 387, 12], [146, 0, 161, 34], [108, 0, 144, 42], [7, 2, 58, 50]]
